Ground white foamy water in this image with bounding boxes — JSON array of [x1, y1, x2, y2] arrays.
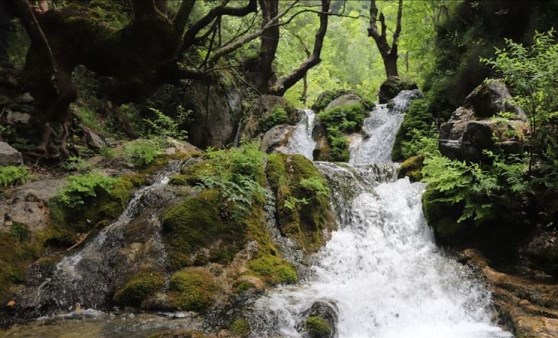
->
[[248, 90, 511, 337], [283, 109, 317, 160]]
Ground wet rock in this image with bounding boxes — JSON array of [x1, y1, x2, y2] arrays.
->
[[460, 249, 558, 338], [260, 124, 294, 154], [378, 76, 418, 104], [438, 80, 528, 162], [0, 142, 23, 166], [297, 300, 338, 338], [398, 155, 424, 182]]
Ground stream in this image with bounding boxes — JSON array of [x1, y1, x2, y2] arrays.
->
[[1, 91, 512, 337]]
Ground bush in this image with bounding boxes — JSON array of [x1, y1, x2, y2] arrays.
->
[[317, 103, 367, 161], [392, 98, 437, 161], [144, 107, 189, 140], [0, 166, 30, 187], [57, 172, 117, 208], [123, 138, 163, 167], [260, 107, 289, 132]]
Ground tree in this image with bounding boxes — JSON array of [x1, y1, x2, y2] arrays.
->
[[368, 0, 403, 78]]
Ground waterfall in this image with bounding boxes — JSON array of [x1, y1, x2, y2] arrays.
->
[[247, 92, 511, 337], [282, 109, 317, 160]]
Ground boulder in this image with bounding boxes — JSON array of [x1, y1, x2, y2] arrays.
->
[[324, 94, 362, 111], [378, 76, 418, 104], [242, 95, 298, 139], [0, 142, 23, 165], [439, 80, 528, 162], [6, 110, 31, 125], [260, 124, 294, 153], [83, 127, 106, 150], [297, 300, 338, 338], [463, 79, 527, 120]]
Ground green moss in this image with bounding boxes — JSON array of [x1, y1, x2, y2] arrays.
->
[[312, 89, 353, 113], [304, 316, 332, 338], [229, 318, 251, 337], [113, 271, 164, 307], [161, 190, 245, 270], [0, 231, 41, 299], [169, 174, 189, 186], [317, 103, 367, 162], [392, 98, 434, 161], [248, 255, 298, 285], [266, 154, 335, 253], [234, 281, 255, 294], [398, 156, 424, 182], [169, 268, 217, 312]]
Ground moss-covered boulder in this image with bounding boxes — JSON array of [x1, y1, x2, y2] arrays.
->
[[398, 156, 424, 182], [266, 154, 335, 253], [168, 268, 218, 312], [113, 271, 165, 307], [242, 95, 298, 139], [378, 76, 418, 103], [304, 316, 333, 338], [247, 254, 298, 285], [161, 189, 246, 269]]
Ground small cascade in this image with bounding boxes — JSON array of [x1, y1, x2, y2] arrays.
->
[[283, 109, 317, 160], [350, 90, 422, 165], [246, 90, 511, 337], [33, 162, 182, 311]]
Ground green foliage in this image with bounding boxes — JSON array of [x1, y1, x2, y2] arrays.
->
[[62, 156, 92, 172], [196, 142, 269, 219], [422, 152, 528, 224], [318, 103, 367, 161], [76, 106, 110, 136], [10, 222, 30, 242], [260, 107, 289, 132], [0, 166, 30, 187], [311, 89, 352, 112], [123, 139, 163, 167], [144, 107, 189, 140], [304, 316, 332, 338], [393, 98, 437, 160], [58, 172, 117, 208], [230, 318, 251, 337]]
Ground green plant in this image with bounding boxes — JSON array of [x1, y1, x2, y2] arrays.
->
[[317, 103, 367, 161], [123, 138, 163, 167], [260, 107, 289, 132], [144, 107, 189, 140], [58, 172, 117, 208], [76, 106, 109, 136], [63, 156, 91, 172], [0, 166, 30, 187], [393, 98, 437, 160], [10, 222, 30, 242]]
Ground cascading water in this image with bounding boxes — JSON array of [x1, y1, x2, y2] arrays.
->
[[248, 92, 511, 337], [283, 109, 317, 160]]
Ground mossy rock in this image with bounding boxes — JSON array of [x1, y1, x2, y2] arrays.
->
[[398, 155, 424, 182], [161, 189, 246, 270], [304, 316, 333, 338], [113, 271, 165, 307], [168, 268, 218, 312], [266, 154, 335, 253], [0, 231, 41, 299], [229, 318, 251, 337], [247, 254, 298, 285], [379, 76, 418, 103], [312, 89, 353, 113]]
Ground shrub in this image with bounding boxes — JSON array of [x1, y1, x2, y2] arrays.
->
[[144, 107, 189, 140], [260, 107, 289, 132], [0, 166, 30, 187], [57, 172, 117, 208], [123, 138, 163, 167]]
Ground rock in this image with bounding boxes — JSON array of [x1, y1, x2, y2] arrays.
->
[[5, 111, 31, 125], [398, 155, 424, 182], [15, 93, 34, 104], [463, 79, 527, 120], [241, 95, 298, 139], [164, 138, 201, 156], [83, 127, 106, 150], [260, 124, 294, 153], [378, 76, 418, 104], [460, 249, 558, 338], [438, 81, 529, 162], [0, 142, 23, 166], [296, 300, 338, 338], [324, 94, 362, 111]]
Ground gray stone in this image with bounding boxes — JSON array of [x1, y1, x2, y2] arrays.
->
[[463, 79, 527, 120], [324, 94, 362, 111], [241, 95, 298, 139], [0, 142, 23, 165], [83, 127, 106, 150], [6, 110, 31, 125], [261, 124, 294, 153]]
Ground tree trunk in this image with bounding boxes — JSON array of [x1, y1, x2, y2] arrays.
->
[[256, 0, 279, 93], [368, 0, 403, 80], [384, 51, 399, 78]]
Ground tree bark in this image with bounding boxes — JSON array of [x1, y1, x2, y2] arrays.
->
[[256, 0, 280, 93], [269, 0, 331, 96], [368, 0, 403, 78]]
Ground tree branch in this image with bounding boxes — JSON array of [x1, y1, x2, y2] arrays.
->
[[173, 0, 197, 33], [181, 0, 257, 53]]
